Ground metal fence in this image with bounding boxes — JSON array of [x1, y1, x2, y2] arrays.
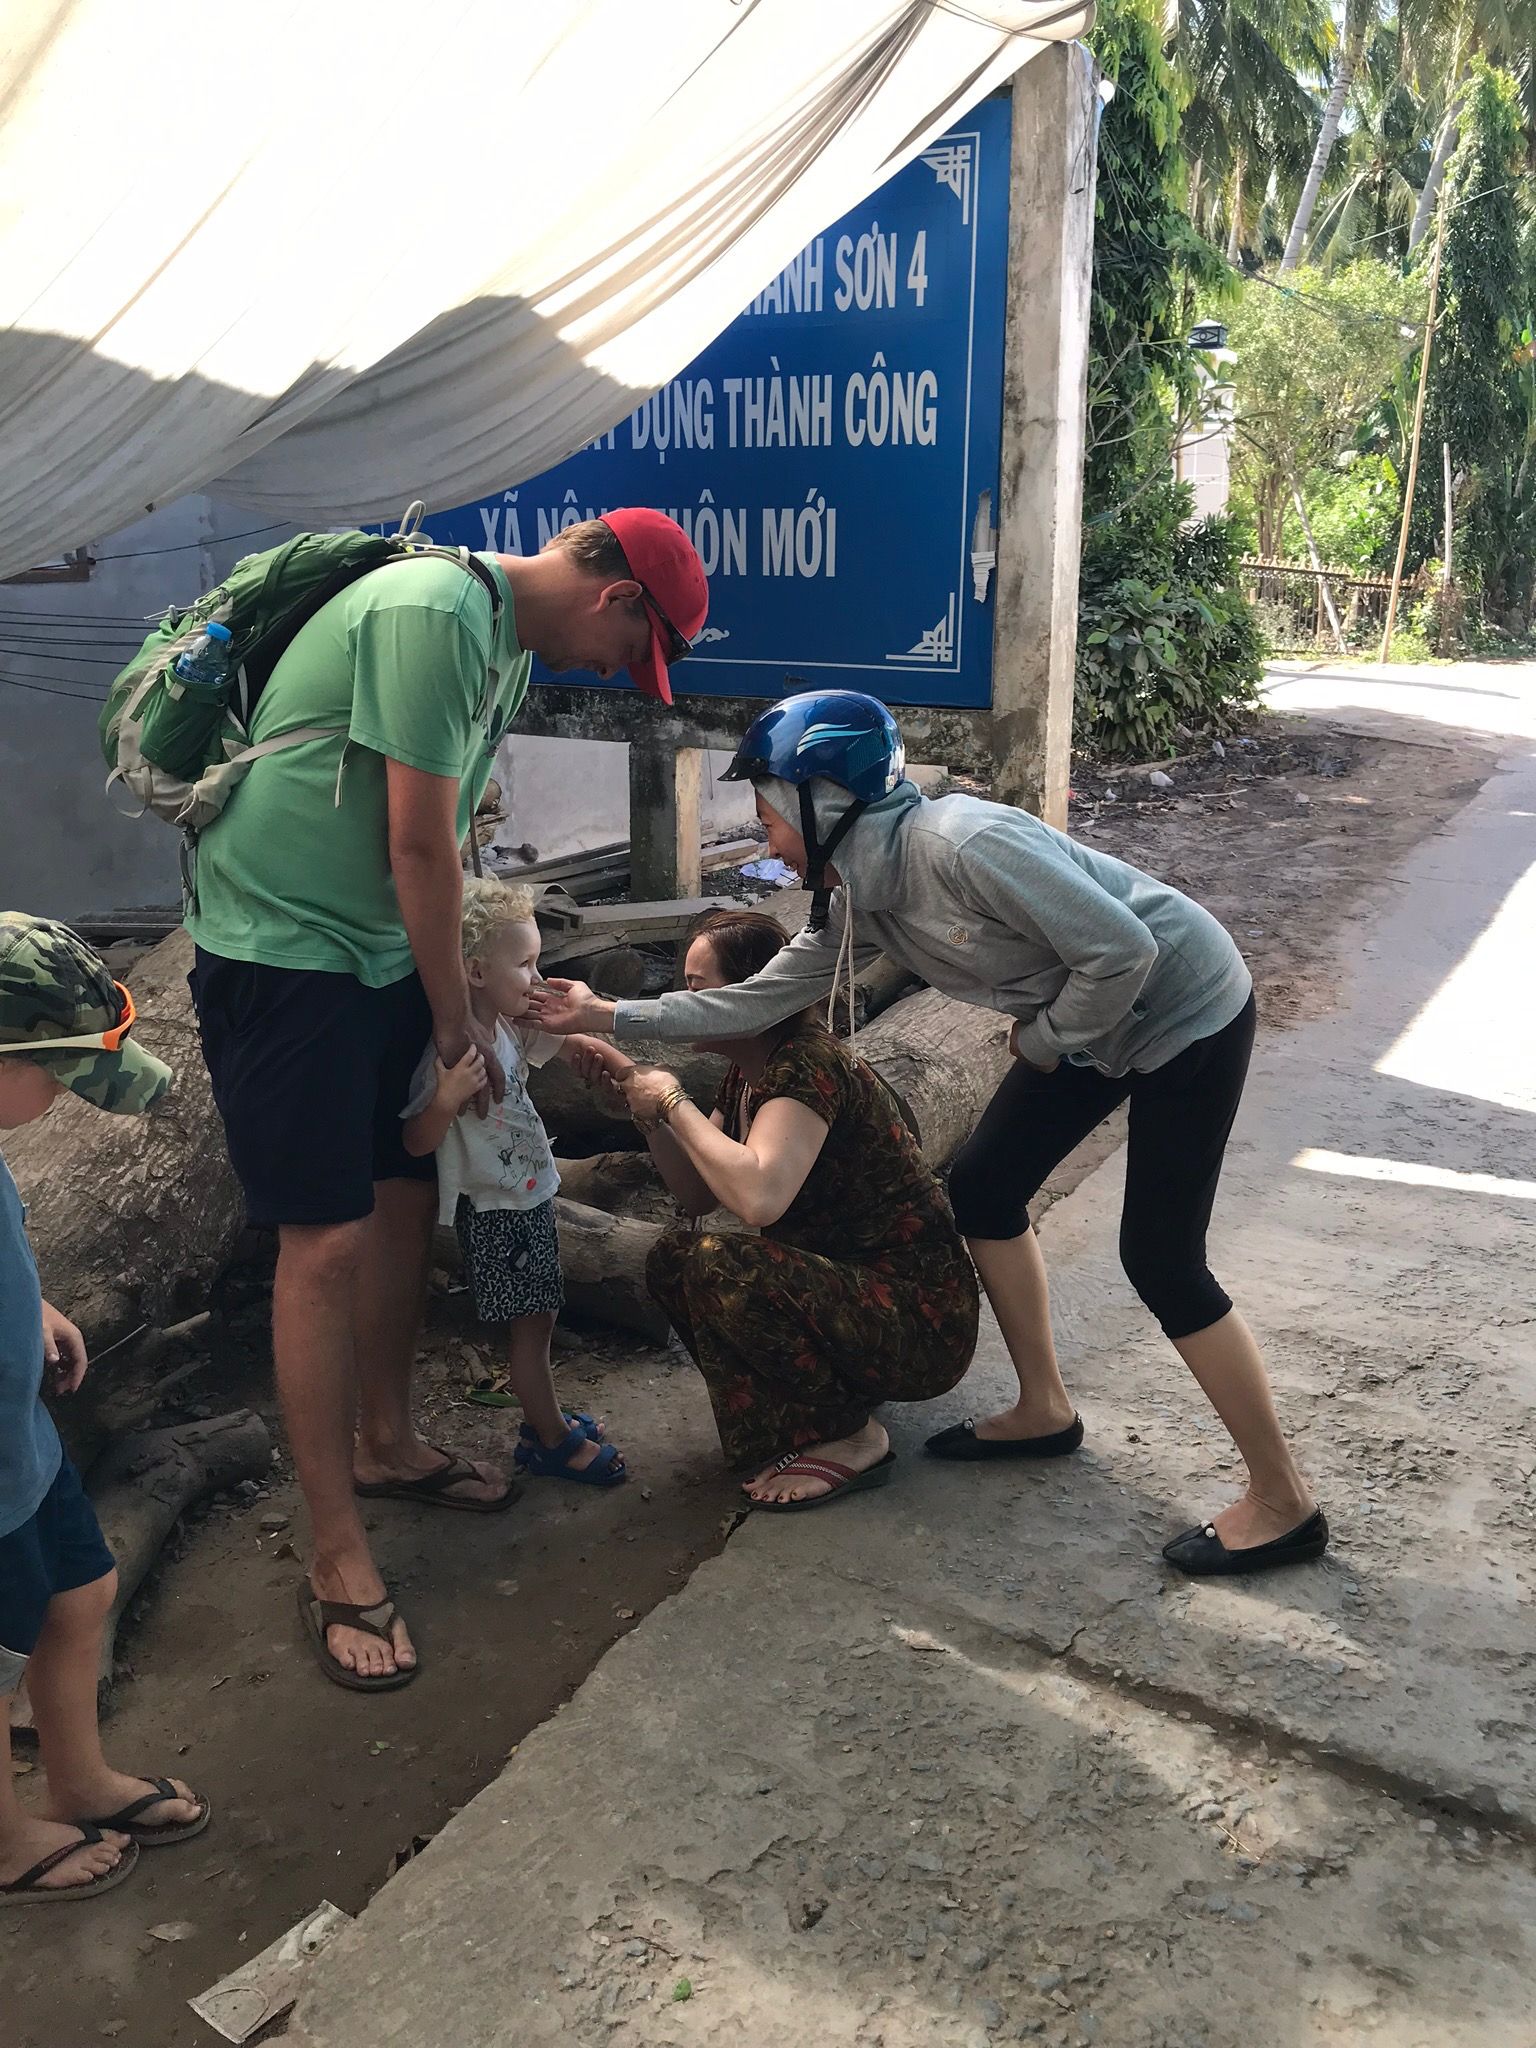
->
[[1240, 558, 1424, 654]]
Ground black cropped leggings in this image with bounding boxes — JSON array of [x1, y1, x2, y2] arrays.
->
[[947, 994, 1257, 1340]]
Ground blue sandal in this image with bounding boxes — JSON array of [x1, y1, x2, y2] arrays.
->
[[514, 1422, 627, 1487], [517, 1410, 604, 1449]]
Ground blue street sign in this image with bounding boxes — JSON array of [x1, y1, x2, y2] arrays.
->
[[423, 97, 1011, 709]]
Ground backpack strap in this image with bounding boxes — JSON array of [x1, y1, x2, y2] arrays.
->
[[229, 724, 347, 767], [387, 543, 503, 626], [384, 544, 506, 737]]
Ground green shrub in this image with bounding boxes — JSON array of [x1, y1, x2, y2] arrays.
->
[[1301, 456, 1401, 573], [1075, 481, 1266, 757]]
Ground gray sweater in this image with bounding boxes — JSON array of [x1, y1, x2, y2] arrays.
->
[[614, 784, 1252, 1078]]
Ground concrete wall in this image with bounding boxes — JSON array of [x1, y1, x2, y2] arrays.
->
[[0, 497, 302, 919], [0, 500, 752, 919], [1178, 422, 1232, 522], [490, 732, 753, 861]]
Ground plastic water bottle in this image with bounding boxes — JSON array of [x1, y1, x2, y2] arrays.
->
[[173, 621, 234, 700]]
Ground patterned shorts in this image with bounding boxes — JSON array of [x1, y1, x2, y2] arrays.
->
[[454, 1196, 564, 1322]]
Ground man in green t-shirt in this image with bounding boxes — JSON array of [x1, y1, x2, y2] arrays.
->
[[187, 510, 707, 1690]]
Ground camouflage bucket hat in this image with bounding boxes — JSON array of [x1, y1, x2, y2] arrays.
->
[[0, 912, 172, 1114]]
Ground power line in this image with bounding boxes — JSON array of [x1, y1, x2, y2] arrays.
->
[[0, 630, 141, 652], [0, 673, 107, 704], [1244, 271, 1424, 339], [0, 643, 126, 667], [0, 608, 153, 626], [88, 522, 290, 563], [1342, 180, 1515, 252], [1250, 181, 1519, 320]]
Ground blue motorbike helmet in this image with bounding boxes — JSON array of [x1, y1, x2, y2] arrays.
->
[[722, 691, 907, 929]]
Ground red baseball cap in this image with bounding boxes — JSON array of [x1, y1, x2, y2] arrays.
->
[[600, 507, 708, 707]]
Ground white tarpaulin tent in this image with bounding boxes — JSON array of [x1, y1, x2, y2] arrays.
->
[[0, 0, 1089, 580]]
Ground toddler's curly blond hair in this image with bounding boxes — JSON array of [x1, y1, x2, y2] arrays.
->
[[460, 877, 538, 963]]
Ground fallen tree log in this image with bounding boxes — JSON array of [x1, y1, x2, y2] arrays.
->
[[553, 1150, 679, 1223], [10, 1409, 272, 1728], [89, 1410, 273, 1694], [436, 1195, 676, 1341], [531, 985, 998, 1167], [529, 1038, 729, 1151], [5, 929, 246, 1449], [848, 954, 921, 1031], [552, 1198, 670, 1342], [857, 990, 1013, 1169]]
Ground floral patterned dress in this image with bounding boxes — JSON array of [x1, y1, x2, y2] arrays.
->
[[646, 1021, 980, 1468]]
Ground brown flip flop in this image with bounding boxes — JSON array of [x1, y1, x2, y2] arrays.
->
[[78, 1775, 211, 1847], [297, 1582, 419, 1692], [354, 1443, 517, 1513], [0, 1827, 140, 1906]]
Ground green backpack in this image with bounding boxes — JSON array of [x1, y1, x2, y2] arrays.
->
[[100, 502, 501, 831]]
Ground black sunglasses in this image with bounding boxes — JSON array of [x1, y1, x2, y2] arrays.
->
[[638, 581, 692, 665]]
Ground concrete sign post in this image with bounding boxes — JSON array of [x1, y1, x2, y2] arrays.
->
[[427, 45, 1099, 892]]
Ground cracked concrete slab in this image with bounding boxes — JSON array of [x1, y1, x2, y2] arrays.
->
[[289, 1567, 1535, 2047], [290, 666, 1536, 2045]]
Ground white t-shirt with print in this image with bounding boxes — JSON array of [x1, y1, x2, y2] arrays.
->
[[403, 1019, 562, 1224]]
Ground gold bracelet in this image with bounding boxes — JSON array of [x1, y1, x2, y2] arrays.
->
[[630, 1085, 687, 1135]]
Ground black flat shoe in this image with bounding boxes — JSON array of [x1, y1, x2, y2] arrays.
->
[[924, 1414, 1084, 1461], [1162, 1507, 1329, 1578]]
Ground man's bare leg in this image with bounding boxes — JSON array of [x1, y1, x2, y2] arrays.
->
[[275, 1219, 414, 1679]]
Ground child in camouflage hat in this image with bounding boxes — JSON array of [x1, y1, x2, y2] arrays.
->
[[0, 913, 209, 1904]]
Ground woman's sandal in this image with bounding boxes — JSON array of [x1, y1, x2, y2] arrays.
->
[[76, 1775, 210, 1847], [0, 1828, 139, 1906], [513, 1422, 627, 1487], [753, 1449, 897, 1513], [354, 1443, 517, 1513], [1162, 1507, 1330, 1577], [296, 1582, 419, 1692], [924, 1415, 1084, 1461]]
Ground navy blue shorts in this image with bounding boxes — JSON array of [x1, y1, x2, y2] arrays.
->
[[190, 948, 436, 1228], [0, 1457, 115, 1680]]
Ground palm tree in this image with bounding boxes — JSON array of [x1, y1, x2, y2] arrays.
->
[[1176, 0, 1331, 260], [1280, 0, 1377, 272], [1402, 0, 1536, 251], [1308, 22, 1430, 266]]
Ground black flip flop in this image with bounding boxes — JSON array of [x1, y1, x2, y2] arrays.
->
[[78, 1775, 210, 1847], [0, 1827, 139, 1906], [753, 1449, 897, 1513], [297, 1582, 419, 1692], [355, 1443, 517, 1514], [1162, 1507, 1330, 1578], [924, 1415, 1084, 1461]]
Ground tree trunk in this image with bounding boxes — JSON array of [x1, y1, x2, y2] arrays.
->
[[1289, 476, 1347, 653], [11, 1410, 272, 1729], [529, 1037, 730, 1152], [552, 1198, 671, 1342], [1280, 7, 1368, 273], [1408, 88, 1463, 255], [1226, 156, 1244, 264], [849, 954, 922, 1031], [4, 929, 246, 1422], [855, 990, 1014, 1168], [553, 1150, 680, 1223], [1257, 474, 1286, 561]]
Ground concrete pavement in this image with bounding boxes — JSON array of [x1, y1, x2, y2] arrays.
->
[[290, 664, 1536, 2048]]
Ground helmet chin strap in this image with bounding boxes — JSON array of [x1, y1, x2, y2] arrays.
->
[[799, 783, 865, 933]]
